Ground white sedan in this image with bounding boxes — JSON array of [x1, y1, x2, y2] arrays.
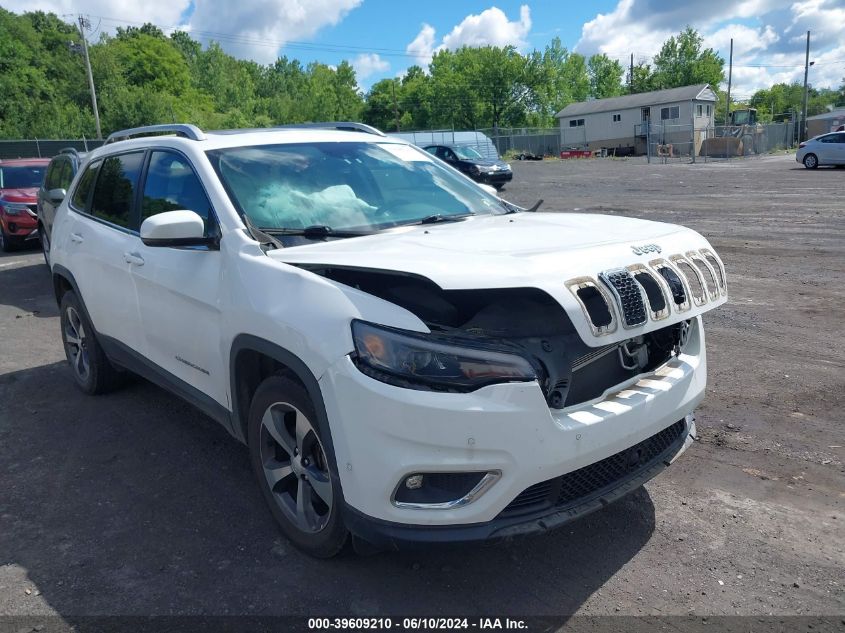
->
[[796, 132, 845, 168]]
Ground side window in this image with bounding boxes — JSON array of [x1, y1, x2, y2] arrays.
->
[[44, 160, 61, 190], [141, 151, 215, 235], [58, 160, 75, 190], [71, 160, 100, 210], [443, 148, 457, 161], [90, 152, 144, 229], [424, 147, 438, 156]]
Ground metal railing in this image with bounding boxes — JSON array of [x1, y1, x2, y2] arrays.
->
[[0, 138, 105, 160]]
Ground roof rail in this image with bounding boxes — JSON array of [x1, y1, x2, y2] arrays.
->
[[275, 122, 386, 137], [105, 123, 206, 144], [58, 147, 81, 156]]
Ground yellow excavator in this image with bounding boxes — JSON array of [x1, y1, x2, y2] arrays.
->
[[701, 108, 765, 157]]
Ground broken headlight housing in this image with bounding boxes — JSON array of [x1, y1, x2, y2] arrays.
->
[[351, 320, 536, 392]]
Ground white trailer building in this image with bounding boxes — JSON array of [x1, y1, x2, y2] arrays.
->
[[555, 84, 717, 156]]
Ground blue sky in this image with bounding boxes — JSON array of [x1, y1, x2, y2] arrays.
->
[[13, 0, 845, 96]]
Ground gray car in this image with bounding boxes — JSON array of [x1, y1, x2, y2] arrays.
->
[[796, 132, 845, 169], [37, 148, 86, 265]]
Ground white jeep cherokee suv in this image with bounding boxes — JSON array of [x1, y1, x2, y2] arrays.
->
[[49, 123, 727, 557]]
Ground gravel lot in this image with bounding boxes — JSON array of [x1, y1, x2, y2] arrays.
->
[[0, 154, 842, 622]]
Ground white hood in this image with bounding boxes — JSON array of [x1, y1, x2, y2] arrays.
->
[[270, 212, 727, 345]]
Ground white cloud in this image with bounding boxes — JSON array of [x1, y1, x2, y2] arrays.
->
[[440, 5, 531, 50], [2, 0, 190, 32], [406, 23, 436, 67], [705, 24, 779, 57], [9, 0, 364, 65], [352, 53, 389, 80], [188, 0, 363, 64], [575, 0, 843, 96], [405, 5, 532, 68]]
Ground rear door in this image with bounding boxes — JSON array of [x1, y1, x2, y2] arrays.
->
[[63, 151, 146, 355], [130, 149, 227, 405]]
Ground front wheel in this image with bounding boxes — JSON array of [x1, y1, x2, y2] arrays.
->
[[248, 375, 348, 558], [803, 153, 818, 169], [0, 227, 17, 252]]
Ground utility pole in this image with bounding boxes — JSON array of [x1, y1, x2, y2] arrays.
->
[[392, 79, 400, 132], [630, 53, 634, 93], [78, 15, 102, 140], [801, 30, 811, 142], [724, 38, 733, 127]]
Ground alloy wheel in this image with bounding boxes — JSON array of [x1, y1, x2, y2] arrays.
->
[[64, 306, 90, 382], [259, 402, 333, 533], [804, 155, 817, 168]]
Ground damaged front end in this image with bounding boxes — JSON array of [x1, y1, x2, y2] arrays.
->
[[301, 266, 691, 410]]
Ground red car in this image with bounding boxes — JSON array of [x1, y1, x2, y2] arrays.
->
[[0, 158, 50, 252]]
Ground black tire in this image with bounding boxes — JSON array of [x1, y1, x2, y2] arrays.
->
[[248, 375, 348, 558], [39, 224, 50, 267], [803, 153, 818, 169], [59, 290, 124, 394], [494, 184, 505, 191], [0, 227, 17, 253]]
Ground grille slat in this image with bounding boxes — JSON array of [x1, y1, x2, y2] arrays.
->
[[500, 420, 685, 517]]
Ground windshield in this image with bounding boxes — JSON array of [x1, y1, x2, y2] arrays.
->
[[0, 165, 46, 189], [207, 142, 506, 232], [453, 146, 484, 160]]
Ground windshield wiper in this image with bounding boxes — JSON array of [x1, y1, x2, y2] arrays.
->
[[525, 199, 544, 212], [416, 213, 474, 225], [260, 225, 375, 239]]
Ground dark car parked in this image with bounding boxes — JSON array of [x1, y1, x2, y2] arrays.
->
[[423, 144, 512, 190], [37, 148, 86, 264]]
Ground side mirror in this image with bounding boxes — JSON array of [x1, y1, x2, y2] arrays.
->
[[478, 183, 498, 197], [140, 210, 215, 247], [48, 188, 66, 204]]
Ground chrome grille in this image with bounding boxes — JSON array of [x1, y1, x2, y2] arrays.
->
[[599, 269, 647, 327]]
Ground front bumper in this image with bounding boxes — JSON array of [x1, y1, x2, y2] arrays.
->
[[343, 414, 694, 549], [319, 316, 706, 539], [1, 214, 38, 239], [473, 170, 512, 185]]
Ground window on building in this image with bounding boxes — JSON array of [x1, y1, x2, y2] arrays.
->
[[697, 104, 703, 117], [569, 119, 585, 127], [661, 106, 680, 120], [612, 113, 621, 123], [706, 105, 712, 117]]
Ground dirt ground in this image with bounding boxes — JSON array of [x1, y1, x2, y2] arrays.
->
[[0, 154, 842, 623]]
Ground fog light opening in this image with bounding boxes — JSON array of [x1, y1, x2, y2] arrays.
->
[[405, 474, 424, 490]]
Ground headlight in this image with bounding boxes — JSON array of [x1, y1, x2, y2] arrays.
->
[[0, 202, 29, 216], [351, 320, 536, 391]]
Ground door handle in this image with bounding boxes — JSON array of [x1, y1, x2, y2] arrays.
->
[[123, 252, 145, 266], [70, 232, 84, 244]]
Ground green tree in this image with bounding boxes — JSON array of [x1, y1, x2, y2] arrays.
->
[[588, 53, 625, 98], [651, 27, 724, 89]]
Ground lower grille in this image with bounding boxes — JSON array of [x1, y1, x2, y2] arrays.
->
[[499, 420, 686, 517]]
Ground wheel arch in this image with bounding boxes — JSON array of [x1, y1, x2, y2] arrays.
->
[[229, 335, 334, 455]]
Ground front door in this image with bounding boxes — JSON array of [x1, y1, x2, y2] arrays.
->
[[130, 150, 227, 406]]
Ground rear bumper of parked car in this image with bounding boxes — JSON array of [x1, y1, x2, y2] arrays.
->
[[319, 317, 706, 546]]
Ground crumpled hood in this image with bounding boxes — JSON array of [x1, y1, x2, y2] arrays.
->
[[270, 212, 727, 345]]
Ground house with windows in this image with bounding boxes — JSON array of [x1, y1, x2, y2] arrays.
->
[[555, 84, 717, 156]]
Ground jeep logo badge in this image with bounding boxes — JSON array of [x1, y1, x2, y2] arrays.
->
[[631, 243, 661, 256]]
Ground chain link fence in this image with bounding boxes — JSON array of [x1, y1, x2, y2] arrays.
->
[[0, 138, 105, 160], [637, 121, 796, 163]]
